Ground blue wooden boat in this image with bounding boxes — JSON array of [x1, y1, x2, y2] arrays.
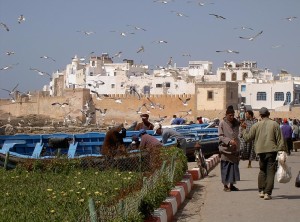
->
[[0, 130, 177, 168], [0, 125, 219, 168]]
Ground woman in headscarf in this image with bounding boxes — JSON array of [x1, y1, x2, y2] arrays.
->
[[218, 105, 241, 192]]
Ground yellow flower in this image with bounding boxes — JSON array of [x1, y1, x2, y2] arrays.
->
[[81, 187, 86, 190], [50, 210, 55, 213], [77, 181, 81, 185], [79, 199, 84, 202], [47, 189, 53, 192], [95, 172, 99, 175]]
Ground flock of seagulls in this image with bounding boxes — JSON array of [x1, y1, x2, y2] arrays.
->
[[0, 2, 298, 127]]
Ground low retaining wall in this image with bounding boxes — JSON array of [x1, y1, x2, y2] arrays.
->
[[145, 154, 220, 222]]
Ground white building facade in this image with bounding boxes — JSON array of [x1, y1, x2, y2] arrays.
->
[[47, 55, 299, 111]]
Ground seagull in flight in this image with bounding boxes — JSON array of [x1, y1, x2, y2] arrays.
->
[[179, 97, 191, 106], [95, 108, 107, 117], [180, 109, 192, 117], [136, 45, 145, 53], [40, 55, 56, 62], [198, 2, 214, 6], [110, 30, 135, 37], [130, 103, 149, 114], [29, 67, 51, 78], [112, 51, 122, 58], [154, 0, 173, 4], [239, 30, 263, 41], [0, 63, 19, 71], [182, 53, 191, 57], [171, 10, 189, 17], [0, 22, 9, 31], [6, 51, 15, 56], [284, 16, 297, 21], [216, 49, 239, 54], [76, 30, 95, 35], [127, 24, 147, 31], [91, 90, 109, 100], [147, 97, 157, 109], [1, 83, 19, 96], [51, 102, 69, 107], [152, 40, 168, 44], [271, 44, 283, 49], [209, 13, 226, 19], [234, 26, 254, 31], [18, 15, 26, 24]]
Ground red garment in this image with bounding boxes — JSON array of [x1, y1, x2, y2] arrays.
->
[[139, 134, 162, 149]]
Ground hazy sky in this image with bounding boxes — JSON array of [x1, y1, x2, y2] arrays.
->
[[0, 0, 299, 98]]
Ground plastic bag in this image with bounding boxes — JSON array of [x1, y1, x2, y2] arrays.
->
[[295, 171, 300, 188], [276, 151, 287, 165], [277, 164, 292, 183]]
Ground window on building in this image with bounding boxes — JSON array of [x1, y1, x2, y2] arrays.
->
[[92, 61, 95, 66], [286, 92, 291, 103], [241, 97, 246, 103], [114, 72, 117, 76], [221, 73, 226, 81], [231, 73, 237, 81], [242, 72, 248, 80], [274, 92, 284, 101], [156, 84, 163, 88], [165, 82, 171, 87], [207, 90, 213, 100], [257, 92, 266, 101], [111, 84, 115, 89], [89, 72, 93, 76], [241, 85, 246, 92]]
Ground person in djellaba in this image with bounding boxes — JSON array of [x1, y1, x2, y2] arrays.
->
[[218, 105, 241, 192], [101, 123, 127, 157]]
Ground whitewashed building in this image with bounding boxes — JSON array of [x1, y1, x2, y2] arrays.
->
[[47, 55, 299, 111]]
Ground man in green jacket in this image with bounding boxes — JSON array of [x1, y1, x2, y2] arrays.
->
[[241, 107, 287, 200]]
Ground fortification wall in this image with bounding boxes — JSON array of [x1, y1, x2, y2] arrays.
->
[[0, 90, 199, 124]]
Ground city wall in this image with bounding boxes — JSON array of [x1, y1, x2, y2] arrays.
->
[[1, 88, 297, 124], [0, 89, 207, 124]]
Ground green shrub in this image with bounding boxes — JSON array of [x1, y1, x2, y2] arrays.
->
[[139, 174, 173, 218]]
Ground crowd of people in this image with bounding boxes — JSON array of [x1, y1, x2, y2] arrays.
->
[[218, 103, 298, 200], [101, 104, 296, 201]]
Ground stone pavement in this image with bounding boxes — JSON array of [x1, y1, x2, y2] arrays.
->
[[174, 151, 300, 222]]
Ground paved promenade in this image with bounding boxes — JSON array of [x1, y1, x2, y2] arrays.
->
[[174, 151, 300, 222]]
